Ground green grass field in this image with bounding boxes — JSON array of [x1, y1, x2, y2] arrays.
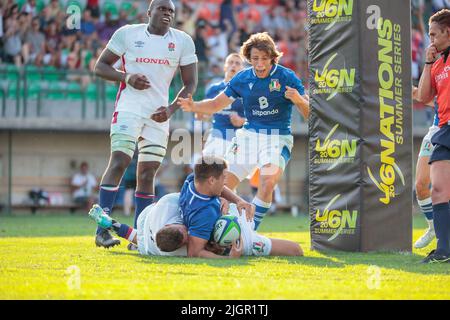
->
[[0, 213, 449, 300]]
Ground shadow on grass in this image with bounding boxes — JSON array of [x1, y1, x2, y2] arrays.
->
[[107, 249, 344, 268], [314, 250, 450, 275]]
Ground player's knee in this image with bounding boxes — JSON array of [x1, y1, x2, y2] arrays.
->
[[431, 183, 450, 203], [260, 176, 277, 194], [137, 165, 158, 183], [109, 156, 131, 175]]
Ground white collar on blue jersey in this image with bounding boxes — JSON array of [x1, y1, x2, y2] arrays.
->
[[251, 64, 278, 78], [188, 182, 211, 201]]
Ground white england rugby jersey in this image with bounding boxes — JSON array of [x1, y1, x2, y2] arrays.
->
[[106, 24, 198, 118], [138, 193, 187, 256]]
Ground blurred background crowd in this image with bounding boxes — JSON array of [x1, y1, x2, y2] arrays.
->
[[0, 0, 309, 89]]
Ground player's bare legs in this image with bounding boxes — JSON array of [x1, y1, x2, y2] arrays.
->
[[269, 239, 303, 256], [225, 164, 283, 230], [257, 165, 283, 201], [102, 151, 132, 186], [414, 155, 435, 248]]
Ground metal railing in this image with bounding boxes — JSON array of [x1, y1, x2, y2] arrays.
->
[[0, 64, 193, 121]]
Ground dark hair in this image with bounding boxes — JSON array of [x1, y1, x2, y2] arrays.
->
[[156, 225, 184, 252], [194, 156, 227, 182], [429, 9, 450, 30]]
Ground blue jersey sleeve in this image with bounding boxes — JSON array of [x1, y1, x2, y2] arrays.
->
[[205, 84, 218, 100], [188, 207, 217, 240], [224, 75, 242, 100], [288, 71, 305, 96]]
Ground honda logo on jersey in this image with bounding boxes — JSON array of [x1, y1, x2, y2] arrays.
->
[[135, 58, 170, 65], [134, 41, 145, 48]]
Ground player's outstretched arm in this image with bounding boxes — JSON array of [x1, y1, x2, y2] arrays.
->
[[94, 49, 150, 90], [285, 86, 309, 119], [178, 92, 234, 115], [188, 236, 241, 258]]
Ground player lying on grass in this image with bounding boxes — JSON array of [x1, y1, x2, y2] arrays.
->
[[89, 193, 302, 258], [88, 158, 302, 258]]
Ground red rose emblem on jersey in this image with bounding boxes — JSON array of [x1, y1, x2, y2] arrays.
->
[[168, 42, 175, 52]]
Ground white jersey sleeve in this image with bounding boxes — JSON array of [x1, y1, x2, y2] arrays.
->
[[106, 25, 129, 57], [180, 33, 198, 66], [228, 204, 271, 256], [137, 193, 187, 256]]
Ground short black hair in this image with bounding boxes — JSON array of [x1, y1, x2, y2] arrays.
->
[[194, 156, 227, 182]]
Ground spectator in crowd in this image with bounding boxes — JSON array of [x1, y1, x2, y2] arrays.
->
[[86, 0, 100, 19], [219, 0, 236, 37], [22, 16, 45, 65], [22, 0, 38, 17], [47, 0, 61, 20], [96, 11, 119, 46], [71, 162, 98, 210], [193, 20, 209, 76], [80, 9, 96, 38], [3, 17, 23, 66], [207, 24, 229, 68], [176, 2, 199, 37]]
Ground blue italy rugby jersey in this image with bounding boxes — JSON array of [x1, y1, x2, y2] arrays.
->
[[178, 174, 221, 241], [224, 64, 305, 135]]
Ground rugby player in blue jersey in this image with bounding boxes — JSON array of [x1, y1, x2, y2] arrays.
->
[[178, 32, 309, 230], [199, 53, 246, 158]]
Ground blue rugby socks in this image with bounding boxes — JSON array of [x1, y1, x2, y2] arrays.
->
[[134, 192, 155, 228], [252, 197, 271, 230], [96, 185, 119, 235], [432, 202, 450, 255], [417, 197, 433, 221]]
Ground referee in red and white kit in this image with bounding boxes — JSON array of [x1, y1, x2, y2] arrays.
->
[[417, 9, 450, 263]]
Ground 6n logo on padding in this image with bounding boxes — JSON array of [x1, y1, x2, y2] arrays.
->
[[313, 53, 356, 100], [312, 0, 353, 18], [314, 124, 357, 170], [314, 194, 358, 241]]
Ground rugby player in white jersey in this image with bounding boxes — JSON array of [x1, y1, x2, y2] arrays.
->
[[88, 193, 303, 258], [92, 0, 198, 249]]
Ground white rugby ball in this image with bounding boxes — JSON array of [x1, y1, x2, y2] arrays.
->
[[213, 215, 241, 247]]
